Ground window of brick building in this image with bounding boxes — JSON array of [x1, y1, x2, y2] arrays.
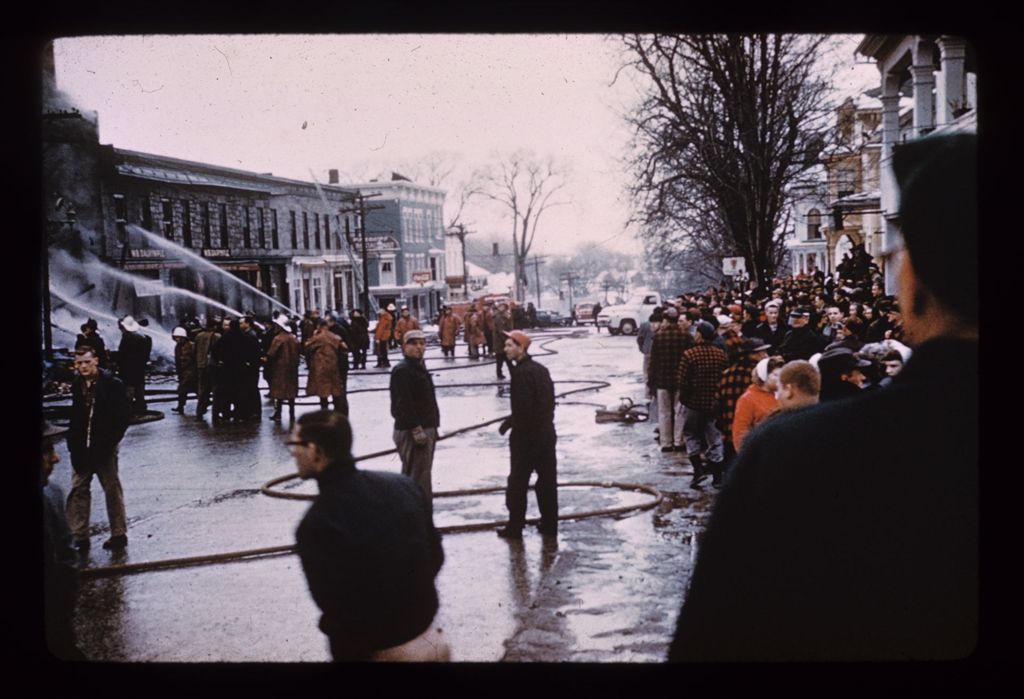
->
[[161, 200, 174, 239], [272, 209, 279, 249], [219, 203, 229, 247], [181, 200, 193, 247], [142, 196, 152, 232], [290, 210, 298, 249], [113, 194, 128, 241], [258, 208, 266, 248], [324, 214, 331, 249], [303, 211, 310, 249], [242, 206, 252, 248], [203, 202, 212, 247], [314, 213, 321, 249]]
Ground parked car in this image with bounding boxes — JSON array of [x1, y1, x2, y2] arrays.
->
[[596, 290, 663, 335], [535, 310, 569, 328], [573, 303, 596, 325]]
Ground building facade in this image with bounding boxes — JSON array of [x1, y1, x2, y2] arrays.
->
[[855, 34, 977, 291], [342, 177, 449, 322]]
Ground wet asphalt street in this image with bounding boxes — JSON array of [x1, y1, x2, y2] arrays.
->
[[51, 326, 717, 662]]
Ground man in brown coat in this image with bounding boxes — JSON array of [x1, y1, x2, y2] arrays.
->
[[394, 306, 421, 346], [265, 315, 300, 422], [374, 304, 396, 368], [305, 320, 348, 414], [438, 306, 461, 359], [171, 326, 197, 414]]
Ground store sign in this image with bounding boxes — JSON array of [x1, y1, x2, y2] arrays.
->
[[411, 271, 432, 284], [445, 275, 465, 287], [203, 248, 231, 258], [363, 236, 400, 253], [129, 248, 165, 259]]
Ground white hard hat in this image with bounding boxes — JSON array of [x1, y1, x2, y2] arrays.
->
[[172, 326, 188, 338]]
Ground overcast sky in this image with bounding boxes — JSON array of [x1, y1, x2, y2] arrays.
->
[[52, 34, 875, 258]]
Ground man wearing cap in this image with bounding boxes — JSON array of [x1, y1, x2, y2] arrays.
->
[[75, 318, 108, 368], [393, 306, 421, 346], [66, 346, 131, 551], [670, 133, 978, 661], [754, 301, 788, 354], [265, 314, 300, 422], [816, 346, 870, 402], [389, 329, 440, 509], [374, 304, 396, 368], [777, 306, 826, 362], [497, 330, 558, 538], [171, 326, 197, 414], [717, 337, 770, 473], [676, 321, 729, 487], [648, 306, 693, 453], [116, 315, 151, 415]]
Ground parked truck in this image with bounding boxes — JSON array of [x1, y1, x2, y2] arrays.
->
[[595, 290, 663, 335]]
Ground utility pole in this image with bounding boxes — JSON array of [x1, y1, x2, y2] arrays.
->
[[531, 255, 547, 308], [340, 190, 384, 317], [559, 271, 577, 315]]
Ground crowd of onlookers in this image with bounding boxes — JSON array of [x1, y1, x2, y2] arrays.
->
[[637, 263, 912, 487]]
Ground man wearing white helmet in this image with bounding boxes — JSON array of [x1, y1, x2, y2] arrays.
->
[[171, 327, 197, 414]]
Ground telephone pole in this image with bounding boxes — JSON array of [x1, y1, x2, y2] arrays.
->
[[531, 255, 547, 308], [339, 190, 385, 317], [559, 271, 578, 315]]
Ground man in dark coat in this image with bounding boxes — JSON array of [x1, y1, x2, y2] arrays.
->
[[65, 346, 131, 551], [292, 410, 447, 661], [389, 330, 440, 509], [348, 309, 370, 370], [115, 315, 151, 414], [42, 421, 85, 659], [492, 303, 513, 379], [777, 306, 826, 361], [753, 301, 788, 353], [265, 315, 300, 422], [75, 318, 108, 368], [669, 133, 978, 661], [496, 330, 558, 539]]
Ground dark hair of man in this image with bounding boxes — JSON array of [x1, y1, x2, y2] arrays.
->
[[891, 133, 977, 324], [684, 309, 702, 324], [881, 349, 903, 364], [297, 410, 353, 462], [845, 316, 864, 334], [779, 360, 820, 397], [650, 308, 663, 323], [74, 346, 98, 359]]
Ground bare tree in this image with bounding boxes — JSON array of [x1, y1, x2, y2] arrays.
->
[[622, 34, 833, 287], [476, 150, 569, 301]]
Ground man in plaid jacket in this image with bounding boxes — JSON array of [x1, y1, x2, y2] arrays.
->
[[677, 322, 729, 487], [717, 337, 771, 478], [648, 307, 693, 452]]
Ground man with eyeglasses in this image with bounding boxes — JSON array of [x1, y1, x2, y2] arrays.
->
[[65, 346, 131, 552], [290, 410, 447, 661], [670, 133, 978, 661]]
